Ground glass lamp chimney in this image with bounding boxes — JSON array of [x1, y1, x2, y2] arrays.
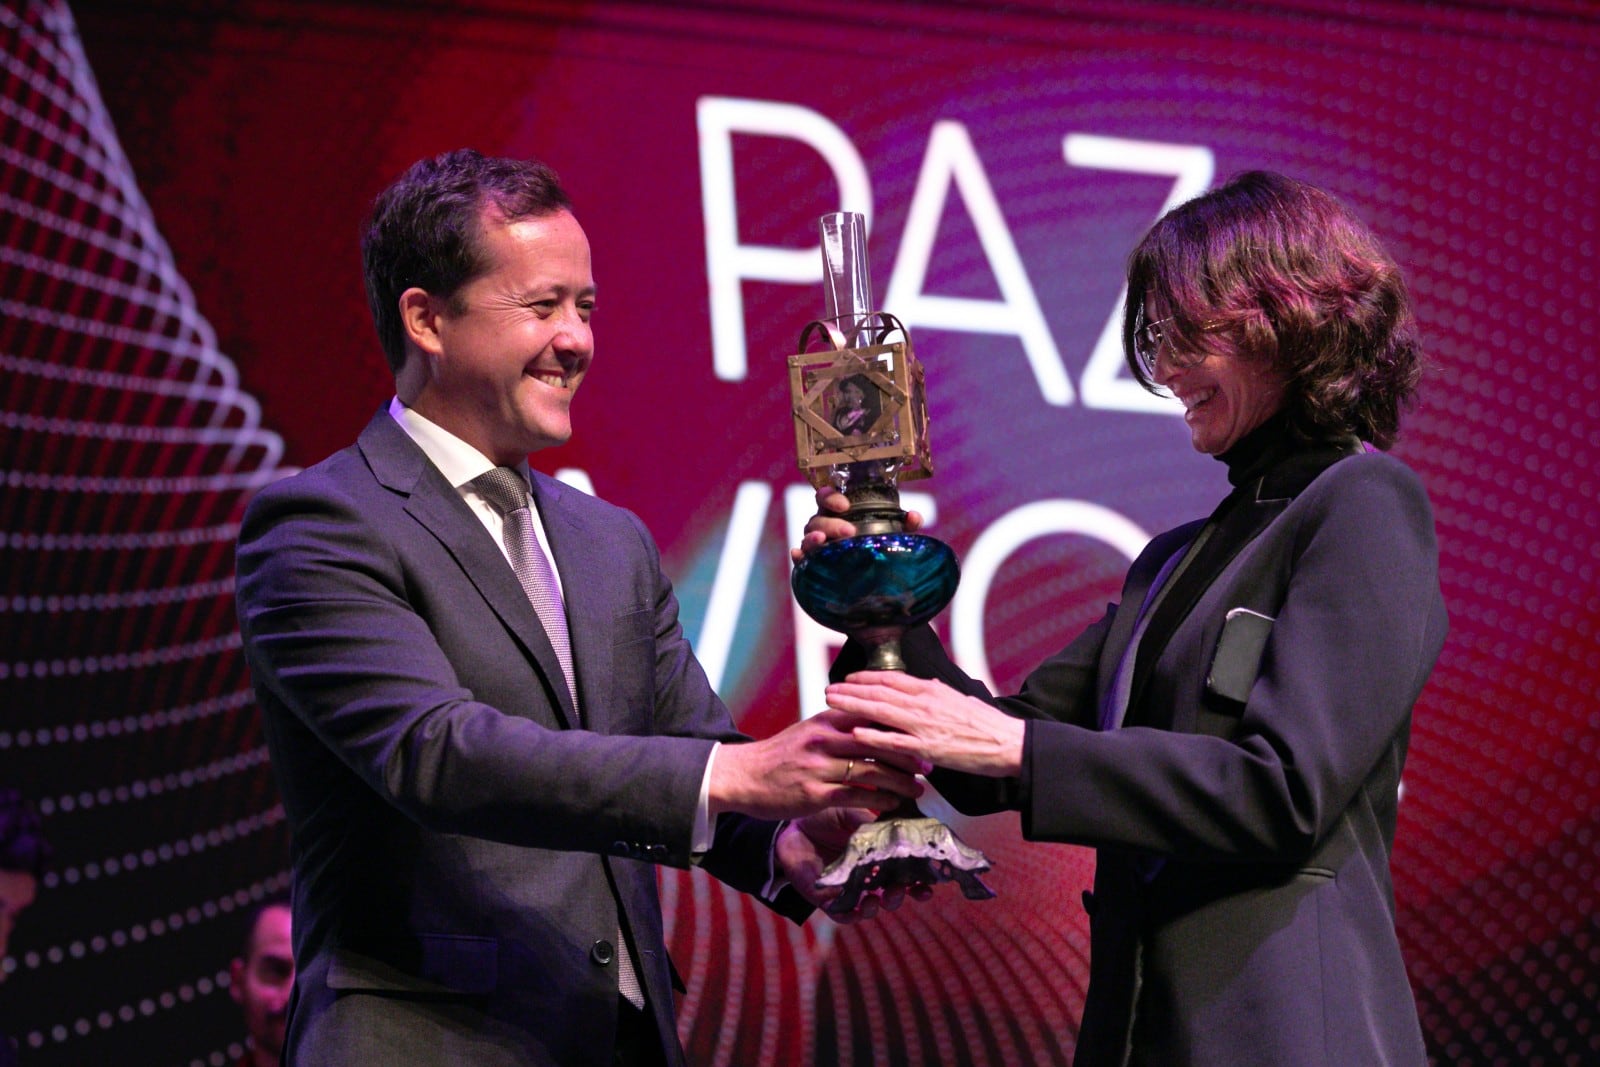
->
[[820, 212, 873, 346]]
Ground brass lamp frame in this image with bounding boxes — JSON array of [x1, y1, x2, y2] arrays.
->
[[787, 312, 932, 487]]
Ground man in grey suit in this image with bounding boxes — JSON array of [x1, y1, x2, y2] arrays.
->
[[235, 149, 925, 1066]]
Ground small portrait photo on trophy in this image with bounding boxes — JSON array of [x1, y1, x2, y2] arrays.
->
[[830, 372, 881, 437]]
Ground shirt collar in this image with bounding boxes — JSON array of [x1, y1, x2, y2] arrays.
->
[[386, 396, 530, 493]]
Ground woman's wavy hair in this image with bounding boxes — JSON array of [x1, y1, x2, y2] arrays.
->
[[361, 149, 572, 375], [1122, 171, 1422, 449]]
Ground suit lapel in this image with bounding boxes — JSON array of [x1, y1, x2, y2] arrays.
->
[[357, 412, 578, 729], [529, 474, 613, 732]]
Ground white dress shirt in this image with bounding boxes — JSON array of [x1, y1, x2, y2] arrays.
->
[[387, 397, 718, 854]]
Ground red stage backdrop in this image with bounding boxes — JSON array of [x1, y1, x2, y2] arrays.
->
[[2, 1, 1596, 1064]]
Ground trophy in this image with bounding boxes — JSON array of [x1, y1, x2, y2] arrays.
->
[[788, 212, 994, 914]]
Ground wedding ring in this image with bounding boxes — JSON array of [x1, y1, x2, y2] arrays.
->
[[843, 759, 855, 783]]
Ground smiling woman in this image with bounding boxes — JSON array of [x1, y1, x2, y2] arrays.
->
[[1123, 170, 1421, 454], [1134, 292, 1287, 456], [812, 170, 1445, 1066]]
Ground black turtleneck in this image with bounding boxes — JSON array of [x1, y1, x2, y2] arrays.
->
[[1125, 413, 1362, 726], [1218, 411, 1296, 488]]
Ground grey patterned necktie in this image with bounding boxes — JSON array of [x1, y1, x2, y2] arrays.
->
[[470, 466, 646, 1009], [473, 466, 578, 710]]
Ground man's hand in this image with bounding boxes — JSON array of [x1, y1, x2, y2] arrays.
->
[[708, 710, 930, 822], [790, 486, 925, 563], [775, 809, 934, 923]]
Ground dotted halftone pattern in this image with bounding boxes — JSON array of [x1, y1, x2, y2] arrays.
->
[[0, 2, 294, 1064], [713, 6, 1600, 1062], [705, 4, 1600, 1065], [0, 2, 1595, 1066]]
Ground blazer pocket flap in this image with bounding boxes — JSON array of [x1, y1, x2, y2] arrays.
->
[[326, 935, 498, 996], [1206, 607, 1274, 705]]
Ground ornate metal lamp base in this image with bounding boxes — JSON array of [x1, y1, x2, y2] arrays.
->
[[815, 816, 995, 915], [791, 520, 995, 912]]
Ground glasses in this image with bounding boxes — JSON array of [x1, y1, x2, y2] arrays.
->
[[1132, 312, 1220, 377]]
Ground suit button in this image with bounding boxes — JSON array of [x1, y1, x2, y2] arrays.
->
[[591, 940, 615, 967], [612, 841, 629, 856]]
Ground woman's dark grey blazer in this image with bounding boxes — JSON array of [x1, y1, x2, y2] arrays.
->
[[839, 445, 1447, 1066]]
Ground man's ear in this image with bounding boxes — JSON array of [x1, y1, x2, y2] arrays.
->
[[229, 957, 247, 1005], [398, 287, 445, 358]]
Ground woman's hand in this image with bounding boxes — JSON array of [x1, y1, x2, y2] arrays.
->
[[790, 486, 925, 563], [826, 671, 1025, 778]]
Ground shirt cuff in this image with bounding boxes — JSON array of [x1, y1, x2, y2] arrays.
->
[[691, 742, 718, 857], [693, 747, 790, 903], [760, 820, 791, 902]]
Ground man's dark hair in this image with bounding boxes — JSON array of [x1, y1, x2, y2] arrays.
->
[[0, 788, 49, 878], [238, 894, 291, 958], [1123, 170, 1422, 449], [360, 148, 572, 374]]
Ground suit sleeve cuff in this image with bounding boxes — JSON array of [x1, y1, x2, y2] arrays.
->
[[1018, 720, 1037, 833]]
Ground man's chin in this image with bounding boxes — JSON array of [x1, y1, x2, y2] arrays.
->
[[489, 427, 572, 463], [513, 408, 574, 452], [525, 426, 573, 453]]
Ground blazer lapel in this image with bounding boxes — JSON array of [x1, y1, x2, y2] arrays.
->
[[357, 413, 578, 729], [1095, 520, 1206, 709], [1124, 440, 1364, 726]]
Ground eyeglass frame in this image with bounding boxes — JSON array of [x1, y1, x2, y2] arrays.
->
[[1131, 308, 1225, 378]]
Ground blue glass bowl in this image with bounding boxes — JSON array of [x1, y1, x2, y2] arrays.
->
[[791, 533, 960, 634]]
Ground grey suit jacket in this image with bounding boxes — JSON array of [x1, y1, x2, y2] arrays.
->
[[841, 447, 1447, 1066], [237, 411, 808, 1066]]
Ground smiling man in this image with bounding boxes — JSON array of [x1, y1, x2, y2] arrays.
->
[[235, 149, 925, 1066]]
